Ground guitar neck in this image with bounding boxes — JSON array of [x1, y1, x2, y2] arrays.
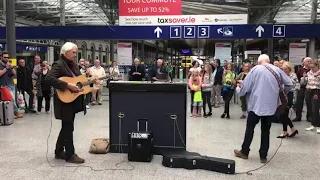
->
[[81, 76, 108, 86]]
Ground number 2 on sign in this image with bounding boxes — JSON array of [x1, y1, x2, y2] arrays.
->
[[186, 28, 193, 36]]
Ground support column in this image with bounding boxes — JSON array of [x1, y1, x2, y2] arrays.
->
[[141, 40, 145, 61], [5, 0, 17, 84], [268, 39, 274, 62], [163, 41, 168, 61], [110, 41, 114, 62], [47, 47, 54, 65], [243, 39, 247, 60], [155, 41, 159, 59], [309, 0, 318, 59], [60, 0, 65, 47]]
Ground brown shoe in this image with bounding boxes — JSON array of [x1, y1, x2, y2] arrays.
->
[[66, 154, 85, 164], [234, 149, 248, 159], [14, 112, 23, 118], [55, 151, 66, 160]]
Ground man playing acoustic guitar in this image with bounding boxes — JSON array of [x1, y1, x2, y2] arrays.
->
[[45, 42, 86, 164]]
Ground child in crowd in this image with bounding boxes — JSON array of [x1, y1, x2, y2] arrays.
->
[[189, 71, 203, 118]]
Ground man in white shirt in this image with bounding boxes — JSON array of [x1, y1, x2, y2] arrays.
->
[[90, 59, 106, 105]]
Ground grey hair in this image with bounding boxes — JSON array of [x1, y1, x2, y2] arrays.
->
[[134, 58, 140, 62], [60, 42, 77, 55], [258, 54, 270, 64], [303, 57, 312, 62]]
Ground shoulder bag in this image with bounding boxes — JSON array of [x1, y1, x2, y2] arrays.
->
[[264, 65, 288, 115]]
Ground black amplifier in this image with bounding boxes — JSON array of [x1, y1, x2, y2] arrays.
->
[[128, 119, 154, 162]]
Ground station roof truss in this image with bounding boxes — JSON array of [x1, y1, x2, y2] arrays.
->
[[274, 0, 320, 24], [4, 0, 249, 26], [9, 0, 114, 25]]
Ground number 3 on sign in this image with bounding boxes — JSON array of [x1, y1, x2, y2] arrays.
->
[[198, 26, 209, 38], [184, 26, 195, 38], [273, 25, 285, 38]]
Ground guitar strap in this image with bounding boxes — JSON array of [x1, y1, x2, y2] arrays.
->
[[62, 60, 77, 77]]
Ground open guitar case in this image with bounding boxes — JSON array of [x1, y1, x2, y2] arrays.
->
[[161, 149, 235, 174]]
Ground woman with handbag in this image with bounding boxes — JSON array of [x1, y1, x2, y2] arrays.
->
[[277, 62, 299, 138]]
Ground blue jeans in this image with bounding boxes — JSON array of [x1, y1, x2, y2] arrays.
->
[[7, 85, 18, 112]]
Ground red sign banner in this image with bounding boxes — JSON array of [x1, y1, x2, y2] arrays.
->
[[119, 0, 182, 16]]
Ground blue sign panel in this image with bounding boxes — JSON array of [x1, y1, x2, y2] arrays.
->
[[170, 26, 181, 39], [198, 26, 209, 38], [0, 24, 319, 40], [0, 43, 47, 52], [273, 25, 285, 38], [183, 26, 196, 38]]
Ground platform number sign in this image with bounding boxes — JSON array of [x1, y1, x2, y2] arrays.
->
[[273, 25, 286, 38], [170, 26, 182, 39], [197, 26, 209, 38], [184, 26, 195, 38]]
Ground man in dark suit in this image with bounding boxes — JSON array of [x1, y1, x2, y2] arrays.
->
[[17, 59, 36, 113], [129, 58, 145, 81], [45, 42, 86, 164]]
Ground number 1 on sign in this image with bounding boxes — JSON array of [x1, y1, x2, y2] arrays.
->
[[174, 28, 179, 36], [170, 26, 181, 38]]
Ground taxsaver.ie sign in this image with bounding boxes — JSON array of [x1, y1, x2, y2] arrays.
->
[[119, 0, 182, 25], [119, 14, 248, 26]]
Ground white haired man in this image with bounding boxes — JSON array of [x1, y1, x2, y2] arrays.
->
[[45, 42, 86, 164], [129, 58, 145, 81], [150, 58, 168, 82], [234, 54, 293, 163], [293, 57, 312, 122]]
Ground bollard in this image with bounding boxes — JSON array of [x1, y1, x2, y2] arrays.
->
[[179, 67, 184, 82]]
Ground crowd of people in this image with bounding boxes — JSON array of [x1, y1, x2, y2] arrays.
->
[[1, 41, 319, 164], [187, 55, 320, 163]]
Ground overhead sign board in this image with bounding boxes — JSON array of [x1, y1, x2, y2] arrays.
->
[[119, 0, 182, 25], [1, 24, 320, 40], [119, 0, 182, 16], [119, 14, 248, 26]]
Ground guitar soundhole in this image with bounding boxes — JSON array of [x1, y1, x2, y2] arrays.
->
[[76, 82, 83, 89]]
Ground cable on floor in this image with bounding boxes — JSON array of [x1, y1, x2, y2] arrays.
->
[[45, 101, 134, 171]]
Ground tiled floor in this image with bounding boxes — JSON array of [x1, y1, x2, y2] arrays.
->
[[1, 96, 319, 180]]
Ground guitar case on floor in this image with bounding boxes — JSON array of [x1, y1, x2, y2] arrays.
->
[[161, 149, 235, 174]]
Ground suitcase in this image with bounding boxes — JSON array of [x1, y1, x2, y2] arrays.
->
[[0, 101, 14, 126], [162, 150, 236, 174], [128, 119, 154, 162]]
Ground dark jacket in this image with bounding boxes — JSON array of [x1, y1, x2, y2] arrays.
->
[[150, 66, 168, 81], [36, 70, 53, 97], [213, 66, 224, 85], [45, 57, 86, 121], [296, 66, 310, 83], [129, 65, 146, 81], [17, 65, 34, 92]]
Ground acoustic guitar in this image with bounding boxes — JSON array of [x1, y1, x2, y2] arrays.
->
[[56, 75, 108, 103]]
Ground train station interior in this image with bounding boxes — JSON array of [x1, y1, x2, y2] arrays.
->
[[1, 0, 320, 179]]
